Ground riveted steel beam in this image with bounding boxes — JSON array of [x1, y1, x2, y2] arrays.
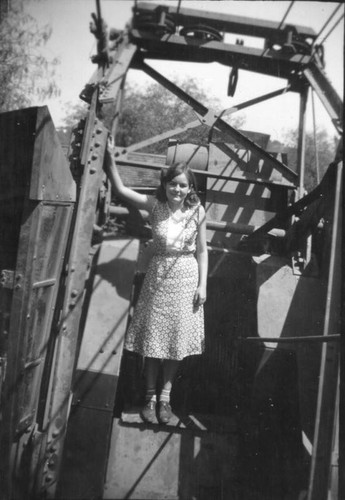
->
[[34, 92, 109, 498], [130, 30, 312, 80], [135, 2, 316, 40]]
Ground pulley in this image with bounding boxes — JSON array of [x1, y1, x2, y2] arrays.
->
[[132, 6, 176, 35], [179, 24, 223, 42]]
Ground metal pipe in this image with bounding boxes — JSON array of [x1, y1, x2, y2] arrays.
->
[[115, 158, 295, 188], [242, 334, 340, 343], [108, 206, 286, 237], [297, 86, 308, 195], [311, 89, 320, 184]]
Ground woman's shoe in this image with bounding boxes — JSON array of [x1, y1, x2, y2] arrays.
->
[[140, 400, 156, 423], [158, 401, 172, 424]]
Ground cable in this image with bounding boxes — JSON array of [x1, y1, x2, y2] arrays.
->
[[277, 1, 295, 29], [314, 3, 343, 41], [318, 13, 344, 46]]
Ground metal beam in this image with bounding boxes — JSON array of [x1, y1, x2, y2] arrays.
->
[[243, 334, 340, 343], [303, 63, 343, 135], [297, 86, 308, 193], [135, 2, 316, 39], [108, 206, 286, 238], [243, 161, 336, 242], [131, 30, 312, 80], [117, 86, 291, 156], [35, 91, 109, 497], [115, 157, 295, 188], [137, 60, 297, 183], [307, 161, 342, 500]]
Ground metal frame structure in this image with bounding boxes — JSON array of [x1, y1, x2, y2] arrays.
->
[[0, 1, 342, 499]]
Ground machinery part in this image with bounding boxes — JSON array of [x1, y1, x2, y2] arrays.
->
[[313, 44, 325, 68], [133, 6, 176, 35], [89, 5, 110, 68], [179, 24, 223, 42], [227, 66, 239, 97]]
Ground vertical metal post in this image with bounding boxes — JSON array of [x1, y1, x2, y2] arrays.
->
[[311, 90, 320, 184], [296, 86, 308, 196], [307, 161, 342, 500]]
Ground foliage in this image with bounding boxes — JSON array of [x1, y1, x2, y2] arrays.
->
[[58, 78, 337, 195], [279, 128, 338, 191], [56, 101, 89, 146], [0, 0, 60, 112], [104, 79, 246, 154], [58, 78, 246, 152]]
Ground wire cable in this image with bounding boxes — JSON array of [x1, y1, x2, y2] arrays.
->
[[277, 1, 295, 29], [314, 3, 343, 41], [318, 13, 344, 46]]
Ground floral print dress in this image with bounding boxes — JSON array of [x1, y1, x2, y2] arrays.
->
[[124, 200, 205, 360]]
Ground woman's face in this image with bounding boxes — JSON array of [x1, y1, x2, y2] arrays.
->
[[165, 172, 190, 207]]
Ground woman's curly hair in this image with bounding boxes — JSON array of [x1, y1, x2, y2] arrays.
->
[[156, 162, 200, 207]]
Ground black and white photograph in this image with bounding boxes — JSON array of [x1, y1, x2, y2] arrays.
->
[[0, 1, 343, 499]]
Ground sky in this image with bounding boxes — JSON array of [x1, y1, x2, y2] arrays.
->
[[25, 0, 344, 141]]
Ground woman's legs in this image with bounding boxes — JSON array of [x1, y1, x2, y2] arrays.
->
[[158, 359, 179, 423], [141, 357, 160, 423], [160, 359, 179, 399], [141, 357, 180, 424], [144, 357, 161, 398]]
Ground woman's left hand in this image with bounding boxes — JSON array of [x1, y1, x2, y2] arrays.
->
[[194, 286, 206, 308]]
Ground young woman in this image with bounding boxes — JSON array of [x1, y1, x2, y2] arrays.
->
[[105, 138, 208, 424]]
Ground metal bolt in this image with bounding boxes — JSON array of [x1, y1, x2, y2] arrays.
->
[[90, 167, 96, 174], [71, 289, 78, 298]]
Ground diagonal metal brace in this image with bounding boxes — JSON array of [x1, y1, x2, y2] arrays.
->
[[137, 59, 297, 183]]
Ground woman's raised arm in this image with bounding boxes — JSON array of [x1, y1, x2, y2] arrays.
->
[[104, 138, 154, 211]]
